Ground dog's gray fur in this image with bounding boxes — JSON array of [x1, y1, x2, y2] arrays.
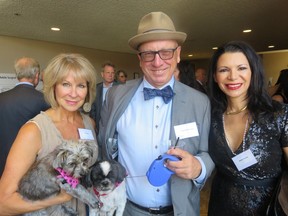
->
[[18, 140, 100, 216]]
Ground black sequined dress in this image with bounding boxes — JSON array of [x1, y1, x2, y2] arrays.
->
[[208, 105, 288, 216]]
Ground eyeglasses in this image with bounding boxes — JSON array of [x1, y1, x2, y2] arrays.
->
[[138, 47, 179, 62]]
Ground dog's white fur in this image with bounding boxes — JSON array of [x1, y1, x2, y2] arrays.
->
[[84, 160, 127, 216]]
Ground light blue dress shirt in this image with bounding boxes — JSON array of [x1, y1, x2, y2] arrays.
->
[[102, 83, 113, 103], [15, 81, 33, 87], [116, 77, 206, 208]]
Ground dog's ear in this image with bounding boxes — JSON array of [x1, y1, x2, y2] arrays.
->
[[84, 140, 99, 165], [113, 160, 127, 183], [81, 168, 93, 188], [52, 145, 69, 169]]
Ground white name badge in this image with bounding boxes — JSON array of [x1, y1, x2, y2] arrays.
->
[[232, 149, 258, 171], [78, 128, 94, 140], [174, 122, 199, 139]]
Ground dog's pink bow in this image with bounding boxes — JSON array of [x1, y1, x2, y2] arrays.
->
[[56, 167, 79, 188]]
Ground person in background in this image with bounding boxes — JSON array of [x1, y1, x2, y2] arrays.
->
[[272, 69, 288, 103], [195, 67, 207, 94], [116, 69, 128, 84], [0, 57, 50, 177], [98, 11, 214, 216], [174, 60, 203, 92], [40, 69, 45, 83], [268, 69, 286, 96], [0, 53, 98, 215], [90, 61, 117, 133], [207, 41, 288, 215]]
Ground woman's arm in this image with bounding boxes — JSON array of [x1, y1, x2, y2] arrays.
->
[[0, 122, 71, 215]]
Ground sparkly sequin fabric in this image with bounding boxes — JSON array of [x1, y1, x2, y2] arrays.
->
[[208, 104, 288, 216]]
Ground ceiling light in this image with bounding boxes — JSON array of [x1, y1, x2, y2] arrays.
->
[[212, 47, 218, 50], [51, 27, 60, 31], [243, 29, 252, 33], [188, 54, 193, 57], [268, 45, 275, 48]]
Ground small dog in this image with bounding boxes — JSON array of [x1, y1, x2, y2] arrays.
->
[[18, 139, 100, 216], [83, 160, 127, 216]]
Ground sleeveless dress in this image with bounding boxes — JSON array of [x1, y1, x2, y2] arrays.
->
[[208, 104, 288, 216], [29, 111, 97, 216]]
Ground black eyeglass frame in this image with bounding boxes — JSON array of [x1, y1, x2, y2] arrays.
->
[[138, 46, 179, 62]]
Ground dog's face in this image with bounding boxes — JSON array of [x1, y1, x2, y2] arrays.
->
[[84, 160, 126, 193], [52, 140, 98, 178]]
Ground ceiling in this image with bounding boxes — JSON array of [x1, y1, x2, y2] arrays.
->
[[1, 0, 288, 60]]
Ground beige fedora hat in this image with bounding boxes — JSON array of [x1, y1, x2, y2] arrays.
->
[[128, 12, 187, 50]]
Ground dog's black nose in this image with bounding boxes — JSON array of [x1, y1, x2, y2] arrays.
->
[[101, 180, 109, 187]]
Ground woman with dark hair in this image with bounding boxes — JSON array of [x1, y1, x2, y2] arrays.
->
[[116, 69, 128, 84], [174, 60, 205, 93], [207, 41, 288, 215], [272, 69, 288, 103]]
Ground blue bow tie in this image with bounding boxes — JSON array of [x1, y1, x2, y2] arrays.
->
[[143, 85, 175, 104]]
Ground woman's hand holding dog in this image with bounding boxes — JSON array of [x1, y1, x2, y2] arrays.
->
[[57, 189, 73, 202]]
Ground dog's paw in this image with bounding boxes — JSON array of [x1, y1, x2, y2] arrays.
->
[[58, 182, 73, 194], [84, 193, 102, 209], [56, 177, 65, 185], [89, 198, 102, 209], [62, 204, 79, 216]]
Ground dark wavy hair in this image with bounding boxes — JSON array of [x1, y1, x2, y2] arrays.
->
[[274, 69, 288, 101], [207, 41, 280, 122], [177, 61, 198, 89]]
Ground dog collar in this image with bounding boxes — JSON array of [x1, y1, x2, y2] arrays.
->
[[93, 181, 123, 196], [93, 188, 107, 197], [92, 180, 123, 207], [92, 188, 104, 208], [56, 167, 79, 188]]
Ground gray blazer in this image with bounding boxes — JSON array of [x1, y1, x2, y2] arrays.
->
[[98, 78, 215, 216]]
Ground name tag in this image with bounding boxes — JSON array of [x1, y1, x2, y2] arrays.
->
[[174, 122, 199, 139], [232, 149, 257, 171], [78, 128, 94, 140]]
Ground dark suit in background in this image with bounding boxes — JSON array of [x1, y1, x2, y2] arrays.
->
[[0, 84, 49, 176], [89, 61, 117, 134], [195, 68, 207, 94], [195, 80, 207, 94], [90, 81, 117, 134], [0, 56, 50, 176], [90, 82, 104, 133]]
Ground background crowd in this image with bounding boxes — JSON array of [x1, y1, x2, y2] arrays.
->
[[0, 11, 287, 216]]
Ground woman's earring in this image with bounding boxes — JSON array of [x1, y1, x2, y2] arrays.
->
[[83, 102, 91, 112]]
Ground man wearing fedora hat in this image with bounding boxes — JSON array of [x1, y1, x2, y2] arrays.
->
[[98, 11, 214, 216]]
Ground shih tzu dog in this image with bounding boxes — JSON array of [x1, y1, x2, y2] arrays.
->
[[18, 139, 100, 216], [83, 159, 127, 216]]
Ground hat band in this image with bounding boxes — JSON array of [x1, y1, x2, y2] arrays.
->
[[143, 28, 174, 34]]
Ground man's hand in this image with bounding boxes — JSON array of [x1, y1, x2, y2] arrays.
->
[[166, 148, 202, 180]]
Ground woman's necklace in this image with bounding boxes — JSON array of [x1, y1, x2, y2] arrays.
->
[[226, 105, 247, 115], [222, 114, 249, 154]]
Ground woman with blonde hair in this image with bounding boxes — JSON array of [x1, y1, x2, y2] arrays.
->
[[0, 53, 98, 215]]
